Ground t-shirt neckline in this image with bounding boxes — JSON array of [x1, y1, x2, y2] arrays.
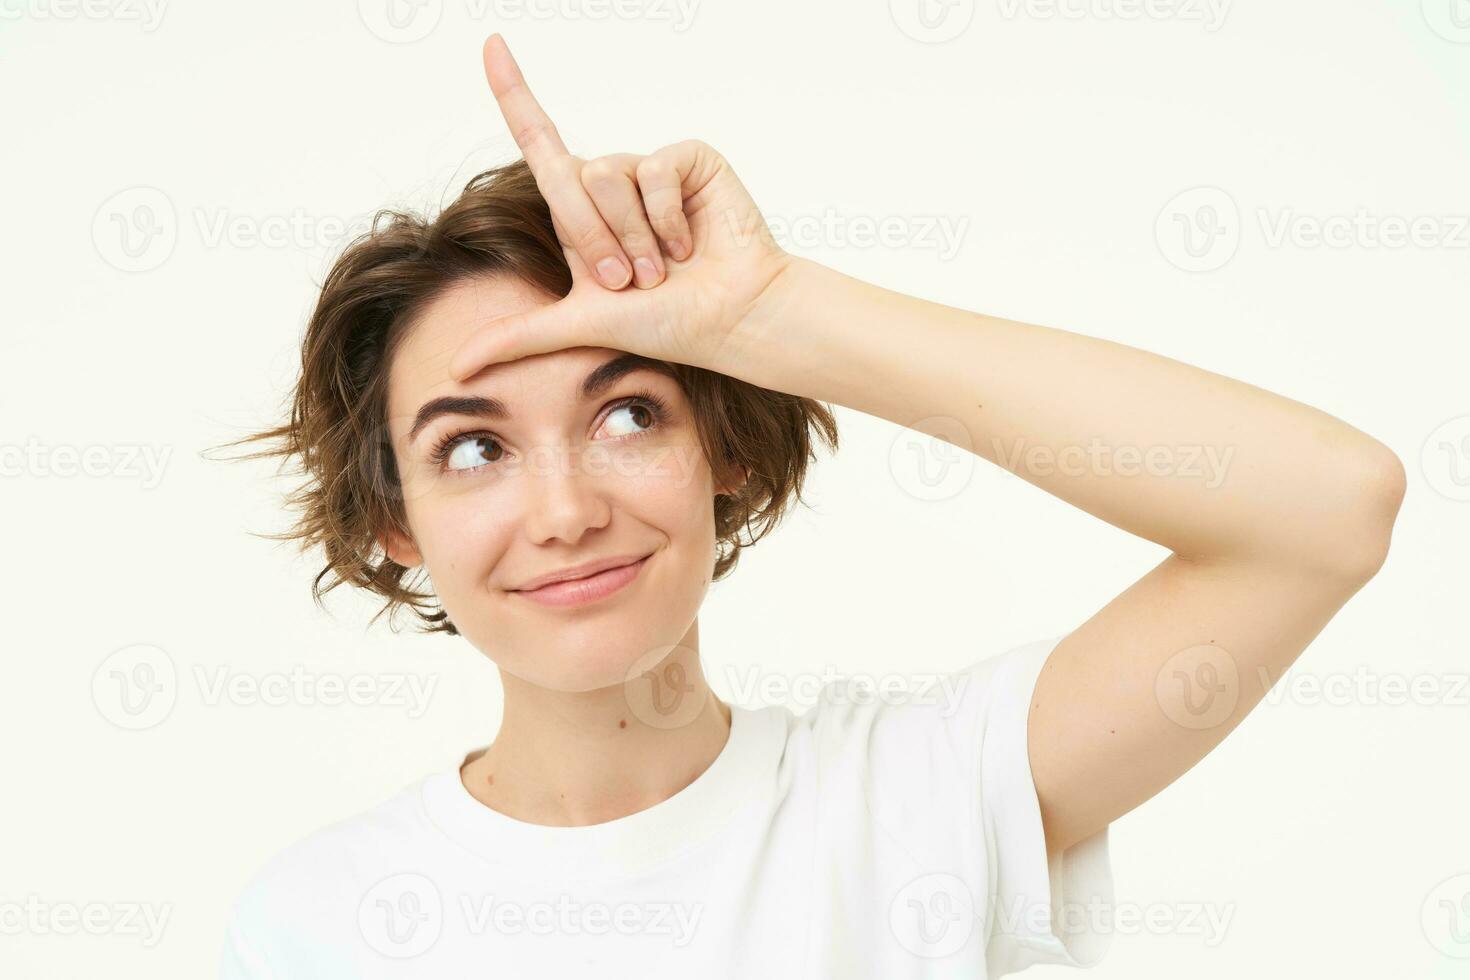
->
[[420, 700, 784, 880]]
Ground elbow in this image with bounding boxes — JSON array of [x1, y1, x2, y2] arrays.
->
[[1333, 442, 1406, 581]]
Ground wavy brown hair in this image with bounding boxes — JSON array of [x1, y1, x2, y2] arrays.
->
[[207, 159, 839, 636]]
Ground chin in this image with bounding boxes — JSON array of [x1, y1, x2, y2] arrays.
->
[[557, 622, 686, 692], [469, 617, 686, 694]]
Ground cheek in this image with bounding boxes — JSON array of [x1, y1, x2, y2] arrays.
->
[[611, 442, 716, 531], [401, 485, 512, 584]]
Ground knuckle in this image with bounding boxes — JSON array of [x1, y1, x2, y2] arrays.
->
[[579, 157, 620, 188], [635, 155, 671, 183]]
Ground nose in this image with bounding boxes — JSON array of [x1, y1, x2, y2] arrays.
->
[[519, 440, 613, 546]]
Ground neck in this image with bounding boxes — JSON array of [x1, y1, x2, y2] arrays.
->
[[460, 620, 732, 827]]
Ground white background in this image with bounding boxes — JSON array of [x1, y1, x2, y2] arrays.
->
[[2, 0, 1467, 976]]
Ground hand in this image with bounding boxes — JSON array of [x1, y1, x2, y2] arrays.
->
[[447, 33, 793, 384]]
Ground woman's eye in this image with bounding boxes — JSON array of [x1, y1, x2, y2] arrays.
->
[[599, 402, 658, 439], [438, 399, 662, 475], [446, 436, 503, 472]]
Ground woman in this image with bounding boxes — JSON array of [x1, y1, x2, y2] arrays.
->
[[217, 33, 1405, 978]]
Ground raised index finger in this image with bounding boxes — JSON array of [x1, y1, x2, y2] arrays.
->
[[479, 34, 634, 290], [482, 33, 568, 173]]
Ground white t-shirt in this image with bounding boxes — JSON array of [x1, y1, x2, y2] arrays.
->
[[219, 634, 1113, 978]]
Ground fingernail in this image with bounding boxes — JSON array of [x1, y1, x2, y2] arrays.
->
[[667, 238, 690, 261], [596, 257, 631, 289], [633, 256, 660, 288]]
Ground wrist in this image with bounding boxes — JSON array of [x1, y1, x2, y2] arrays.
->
[[719, 251, 821, 388]]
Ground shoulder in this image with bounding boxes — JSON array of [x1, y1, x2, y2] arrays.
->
[[791, 635, 1061, 766], [222, 775, 443, 948], [766, 635, 1066, 849], [785, 634, 1115, 974]]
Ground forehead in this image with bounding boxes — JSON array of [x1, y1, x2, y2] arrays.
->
[[385, 275, 618, 431]]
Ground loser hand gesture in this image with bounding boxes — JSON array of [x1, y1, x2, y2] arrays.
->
[[449, 34, 792, 384]]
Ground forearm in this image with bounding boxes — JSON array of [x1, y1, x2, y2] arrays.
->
[[730, 256, 1402, 571]]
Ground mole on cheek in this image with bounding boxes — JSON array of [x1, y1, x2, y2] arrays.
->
[[618, 719, 626, 729]]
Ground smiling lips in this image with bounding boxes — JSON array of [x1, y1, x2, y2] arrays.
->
[[509, 554, 651, 607]]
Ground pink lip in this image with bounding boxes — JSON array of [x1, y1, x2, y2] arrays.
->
[[510, 554, 650, 607]]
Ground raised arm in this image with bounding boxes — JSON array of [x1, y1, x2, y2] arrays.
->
[[450, 34, 1406, 860], [734, 256, 1406, 855]]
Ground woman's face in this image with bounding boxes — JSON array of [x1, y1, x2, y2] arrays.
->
[[381, 274, 736, 692]]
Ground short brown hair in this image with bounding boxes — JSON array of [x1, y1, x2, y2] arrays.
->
[[208, 159, 839, 636]]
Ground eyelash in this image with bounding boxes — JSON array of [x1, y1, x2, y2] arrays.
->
[[427, 390, 673, 475]]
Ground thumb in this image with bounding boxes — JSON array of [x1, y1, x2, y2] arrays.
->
[[447, 287, 632, 383]]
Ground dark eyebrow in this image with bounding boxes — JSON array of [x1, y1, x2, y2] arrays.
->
[[407, 352, 665, 445]]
